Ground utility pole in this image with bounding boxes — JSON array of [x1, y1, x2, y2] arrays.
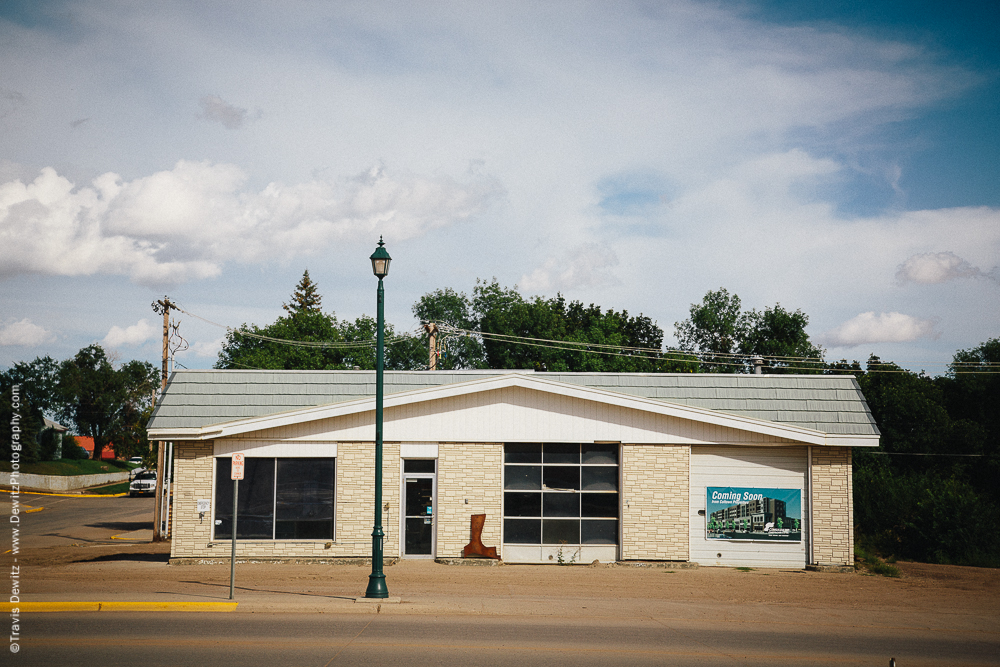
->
[[151, 296, 176, 542], [424, 323, 439, 371]]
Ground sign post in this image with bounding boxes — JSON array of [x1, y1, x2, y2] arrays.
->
[[230, 453, 244, 600]]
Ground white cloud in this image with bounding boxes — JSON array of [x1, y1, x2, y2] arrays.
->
[[0, 319, 55, 347], [198, 95, 248, 129], [519, 243, 620, 293], [895, 251, 993, 285], [102, 319, 159, 348], [186, 337, 226, 359], [0, 162, 501, 287], [821, 312, 940, 347]]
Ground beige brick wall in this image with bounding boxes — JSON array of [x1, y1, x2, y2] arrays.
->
[[170, 441, 214, 558], [811, 446, 853, 566], [170, 441, 400, 560], [621, 444, 689, 561], [436, 442, 503, 558]]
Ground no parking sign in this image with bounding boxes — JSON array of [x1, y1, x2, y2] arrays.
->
[[231, 453, 245, 480]]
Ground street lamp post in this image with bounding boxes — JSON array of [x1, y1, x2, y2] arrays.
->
[[365, 237, 391, 599]]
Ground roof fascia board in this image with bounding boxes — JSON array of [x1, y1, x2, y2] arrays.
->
[[825, 434, 880, 447]]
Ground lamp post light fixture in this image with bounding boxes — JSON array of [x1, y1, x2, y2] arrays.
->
[[365, 237, 391, 599]]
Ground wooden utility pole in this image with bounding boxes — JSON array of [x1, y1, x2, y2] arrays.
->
[[151, 297, 176, 542], [424, 323, 439, 371]]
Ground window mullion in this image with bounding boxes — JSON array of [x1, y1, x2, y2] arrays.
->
[[272, 458, 277, 540]]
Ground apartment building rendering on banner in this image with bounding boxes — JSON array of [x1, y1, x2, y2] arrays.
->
[[146, 370, 878, 569]]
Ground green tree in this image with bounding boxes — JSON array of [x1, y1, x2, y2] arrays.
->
[[941, 337, 1000, 491], [740, 305, 825, 373], [1, 355, 60, 415], [55, 345, 159, 460], [0, 385, 43, 463], [674, 289, 747, 372], [675, 289, 824, 373], [283, 270, 322, 315], [413, 287, 487, 370], [217, 273, 425, 371], [467, 280, 695, 372]]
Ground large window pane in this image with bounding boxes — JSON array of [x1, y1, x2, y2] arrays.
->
[[505, 492, 541, 517], [544, 443, 579, 464], [214, 458, 275, 539], [543, 466, 580, 490], [504, 519, 541, 544], [503, 443, 618, 550], [504, 466, 541, 490], [542, 519, 580, 544], [275, 458, 335, 540], [582, 520, 617, 544], [581, 466, 618, 491], [581, 493, 618, 518], [582, 444, 618, 464], [505, 443, 541, 463], [543, 492, 579, 517]]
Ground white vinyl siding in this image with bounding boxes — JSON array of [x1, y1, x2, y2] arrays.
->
[[689, 445, 808, 568]]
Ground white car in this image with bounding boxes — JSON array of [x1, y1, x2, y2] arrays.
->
[[129, 470, 157, 497], [128, 457, 143, 466]]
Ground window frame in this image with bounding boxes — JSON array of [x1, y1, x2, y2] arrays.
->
[[212, 456, 337, 542], [502, 443, 620, 547]]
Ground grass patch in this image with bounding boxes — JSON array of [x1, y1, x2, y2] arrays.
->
[[736, 567, 754, 572], [855, 545, 901, 578], [0, 459, 133, 476], [89, 482, 130, 495]]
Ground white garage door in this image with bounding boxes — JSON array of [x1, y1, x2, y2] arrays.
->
[[689, 445, 808, 568]]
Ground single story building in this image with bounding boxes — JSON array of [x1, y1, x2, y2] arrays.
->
[[147, 370, 878, 569]]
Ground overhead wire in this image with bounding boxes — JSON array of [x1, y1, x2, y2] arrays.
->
[[432, 323, 1000, 374], [174, 303, 419, 350], [165, 304, 999, 374]]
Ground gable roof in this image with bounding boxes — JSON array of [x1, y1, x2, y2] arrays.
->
[[147, 369, 878, 445]]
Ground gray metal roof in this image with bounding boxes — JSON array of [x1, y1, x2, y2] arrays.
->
[[148, 369, 878, 437]]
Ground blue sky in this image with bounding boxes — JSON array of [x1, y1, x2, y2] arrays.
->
[[1, 0, 997, 375]]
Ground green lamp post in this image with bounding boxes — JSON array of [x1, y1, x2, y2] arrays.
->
[[365, 237, 391, 599]]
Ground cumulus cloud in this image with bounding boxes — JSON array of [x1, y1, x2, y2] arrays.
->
[[0, 162, 501, 286], [519, 243, 620, 293], [0, 319, 55, 347], [895, 251, 996, 285], [821, 312, 940, 347], [102, 319, 159, 348], [185, 337, 226, 359], [198, 95, 249, 129]]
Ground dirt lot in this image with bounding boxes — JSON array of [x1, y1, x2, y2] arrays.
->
[[8, 538, 996, 626], [5, 491, 997, 628]]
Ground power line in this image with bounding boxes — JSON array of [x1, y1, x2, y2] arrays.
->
[[174, 303, 419, 350], [433, 324, 1000, 374]]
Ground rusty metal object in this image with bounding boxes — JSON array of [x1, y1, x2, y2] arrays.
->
[[462, 514, 499, 559]]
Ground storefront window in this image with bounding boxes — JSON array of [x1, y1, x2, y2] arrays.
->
[[503, 443, 618, 545], [214, 457, 335, 540]]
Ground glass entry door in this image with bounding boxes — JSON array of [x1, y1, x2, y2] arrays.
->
[[402, 459, 436, 557]]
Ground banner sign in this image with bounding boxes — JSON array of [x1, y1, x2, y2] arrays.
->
[[706, 487, 802, 542]]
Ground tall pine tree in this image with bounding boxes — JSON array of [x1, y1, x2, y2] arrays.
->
[[283, 270, 322, 315]]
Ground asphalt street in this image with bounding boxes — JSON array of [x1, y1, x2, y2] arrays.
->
[[5, 491, 155, 548], [14, 612, 995, 667]]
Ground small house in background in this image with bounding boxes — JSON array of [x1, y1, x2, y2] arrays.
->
[[75, 436, 118, 460], [40, 417, 68, 459], [147, 370, 878, 569]]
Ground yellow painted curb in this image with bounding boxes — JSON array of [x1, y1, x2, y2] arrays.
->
[[1, 489, 128, 498], [1, 601, 238, 612]]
